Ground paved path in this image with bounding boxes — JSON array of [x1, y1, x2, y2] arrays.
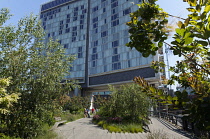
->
[[54, 117, 192, 139]]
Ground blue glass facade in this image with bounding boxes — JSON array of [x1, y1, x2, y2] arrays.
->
[[40, 0, 158, 92]]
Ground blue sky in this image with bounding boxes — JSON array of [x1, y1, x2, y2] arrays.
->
[[0, 0, 189, 89]]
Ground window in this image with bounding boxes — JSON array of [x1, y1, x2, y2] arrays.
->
[[93, 23, 98, 29], [112, 40, 119, 47], [93, 47, 97, 53], [112, 62, 121, 70], [78, 47, 82, 58], [59, 30, 62, 35], [60, 20, 63, 25], [81, 5, 84, 9], [113, 48, 118, 54], [64, 44, 68, 48], [82, 9, 87, 14], [123, 8, 131, 16], [72, 37, 76, 42], [112, 55, 120, 62], [80, 20, 84, 24], [101, 31, 108, 37], [92, 61, 96, 67], [67, 14, 70, 18], [93, 40, 98, 47], [103, 8, 106, 13], [92, 6, 98, 12], [111, 0, 117, 3], [111, 19, 119, 27], [92, 17, 98, 23], [73, 26, 77, 31], [73, 12, 78, 16], [73, 16, 77, 21], [72, 32, 77, 36], [111, 1, 118, 8], [66, 18, 70, 23], [74, 7, 78, 11], [91, 54, 98, 60], [65, 28, 70, 33], [111, 13, 119, 21], [66, 24, 69, 28], [80, 25, 84, 29], [80, 14, 84, 19]]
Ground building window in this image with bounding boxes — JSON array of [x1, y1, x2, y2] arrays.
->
[[64, 44, 68, 49], [103, 8, 106, 13], [111, 1, 118, 8], [73, 16, 77, 21], [80, 14, 84, 19], [92, 6, 98, 12], [81, 5, 84, 9], [123, 8, 131, 16], [92, 17, 98, 23], [91, 54, 98, 61], [93, 47, 97, 53], [78, 47, 82, 58], [74, 7, 78, 11], [112, 40, 119, 47], [111, 13, 119, 21], [72, 37, 76, 42], [80, 25, 84, 29], [112, 55, 120, 62], [65, 28, 70, 33], [113, 48, 118, 54], [66, 18, 70, 23], [111, 19, 119, 27], [72, 26, 77, 31], [101, 31, 108, 37], [112, 62, 121, 70], [93, 23, 98, 29]]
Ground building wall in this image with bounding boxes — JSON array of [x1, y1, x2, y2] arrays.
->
[[40, 0, 160, 94]]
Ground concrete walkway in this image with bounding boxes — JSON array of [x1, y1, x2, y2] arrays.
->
[[54, 117, 192, 139]]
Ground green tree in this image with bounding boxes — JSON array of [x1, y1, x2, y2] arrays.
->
[[127, 0, 210, 134], [0, 78, 19, 114], [0, 8, 78, 138], [98, 84, 151, 123]]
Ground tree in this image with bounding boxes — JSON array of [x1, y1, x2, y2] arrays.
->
[[127, 0, 210, 134], [0, 78, 19, 114], [0, 8, 78, 138], [98, 84, 151, 123]]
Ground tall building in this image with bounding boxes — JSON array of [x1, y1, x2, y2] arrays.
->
[[40, 0, 161, 96]]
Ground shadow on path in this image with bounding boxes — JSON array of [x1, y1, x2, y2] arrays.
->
[[156, 118, 195, 139]]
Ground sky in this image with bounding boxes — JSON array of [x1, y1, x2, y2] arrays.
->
[[0, 0, 189, 89]]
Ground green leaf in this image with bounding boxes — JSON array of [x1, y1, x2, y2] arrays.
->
[[197, 41, 208, 46], [167, 96, 173, 100], [196, 5, 201, 12], [173, 97, 178, 100], [204, 5, 210, 12], [184, 18, 190, 26], [175, 28, 185, 37], [184, 37, 193, 45], [175, 101, 179, 105], [187, 8, 196, 12]]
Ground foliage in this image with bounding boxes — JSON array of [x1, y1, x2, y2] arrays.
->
[[60, 110, 84, 122], [0, 78, 20, 114], [97, 84, 151, 123], [93, 119, 143, 133], [92, 84, 151, 133], [127, 0, 210, 134], [63, 96, 91, 114], [0, 8, 78, 138]]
